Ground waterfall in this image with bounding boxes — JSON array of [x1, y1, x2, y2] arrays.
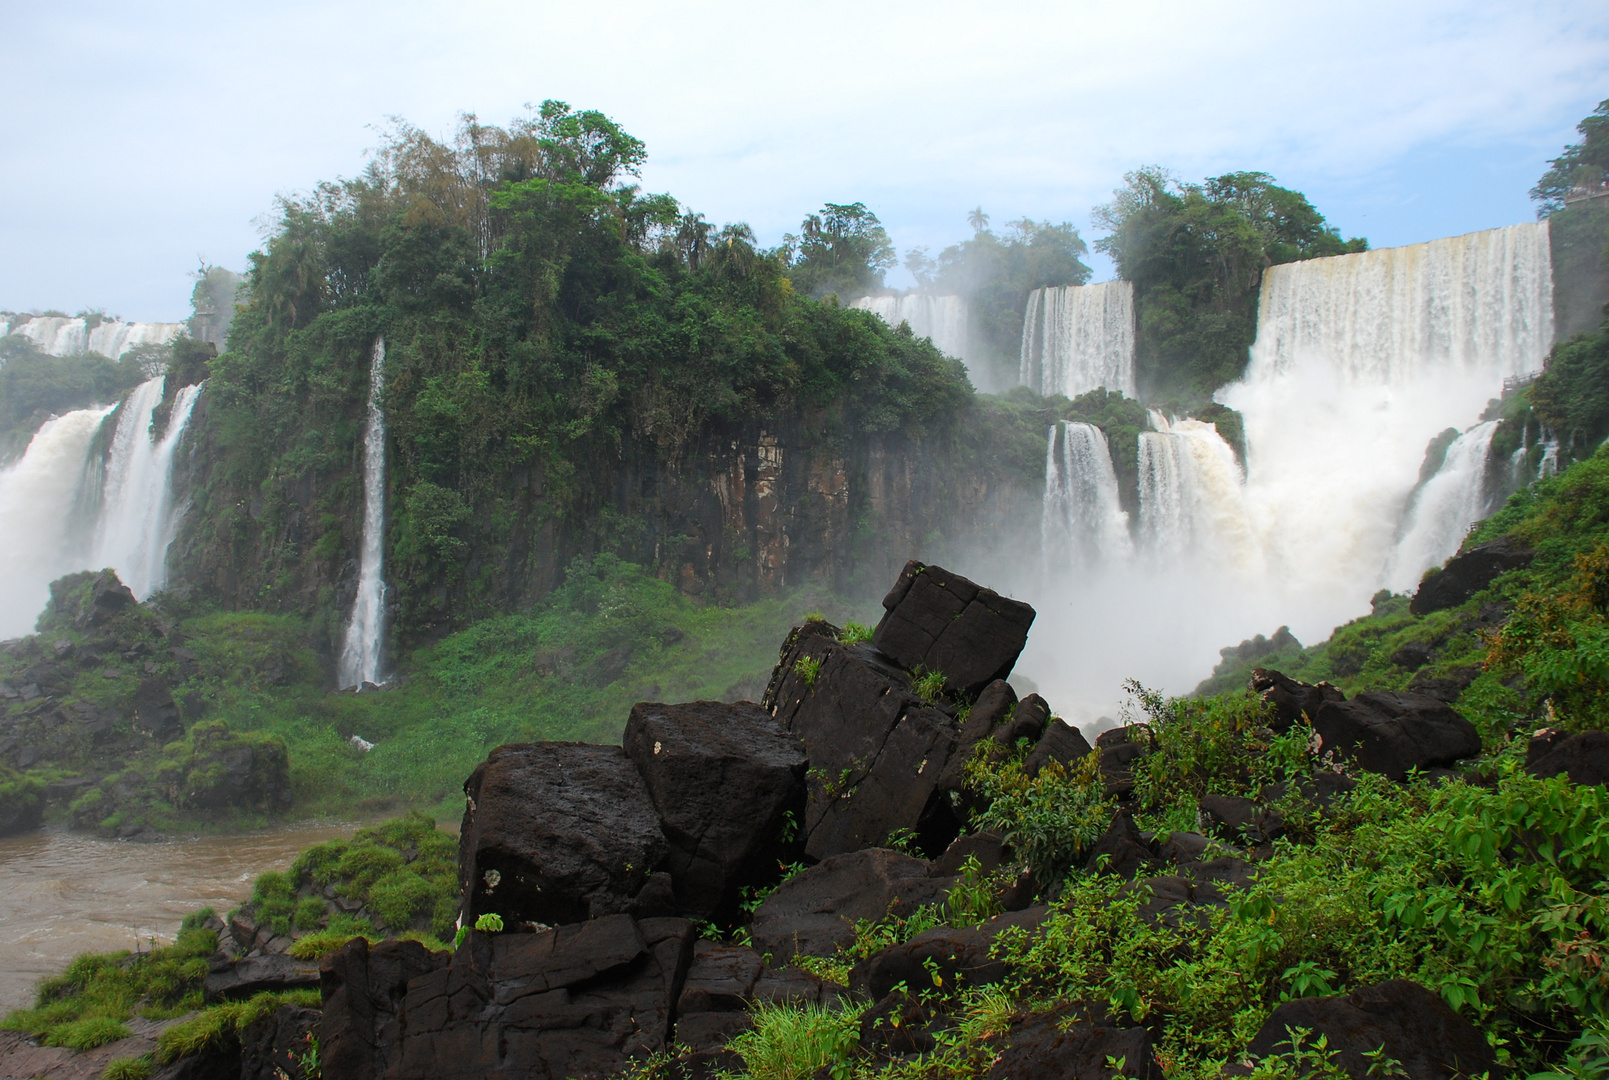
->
[[1042, 421, 1131, 568], [1217, 222, 1553, 623], [338, 337, 389, 689], [1, 315, 185, 362], [0, 407, 114, 637], [1019, 281, 1136, 399], [1383, 421, 1500, 591], [1137, 416, 1255, 570], [1538, 436, 1560, 478], [93, 378, 205, 599], [852, 294, 971, 364]]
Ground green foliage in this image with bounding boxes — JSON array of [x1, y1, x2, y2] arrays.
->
[[1532, 321, 1609, 460], [911, 666, 947, 705], [724, 1001, 866, 1080], [1533, 99, 1609, 216], [794, 655, 822, 688], [152, 989, 320, 1065], [1095, 167, 1365, 403], [474, 912, 505, 933], [778, 202, 896, 300], [0, 344, 145, 461], [970, 750, 1115, 885], [907, 214, 1093, 385], [1, 924, 216, 1048], [102, 1055, 154, 1080], [838, 622, 873, 646]]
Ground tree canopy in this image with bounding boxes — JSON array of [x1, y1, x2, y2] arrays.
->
[[1532, 99, 1609, 217], [777, 202, 897, 299], [1095, 167, 1366, 403]]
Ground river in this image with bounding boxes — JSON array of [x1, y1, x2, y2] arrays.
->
[[0, 822, 362, 1014]]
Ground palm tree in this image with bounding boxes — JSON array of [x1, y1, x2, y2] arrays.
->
[[967, 206, 990, 234]]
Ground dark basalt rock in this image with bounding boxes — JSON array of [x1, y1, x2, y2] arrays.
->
[[986, 1004, 1158, 1080], [749, 849, 951, 960], [86, 571, 137, 627], [675, 940, 842, 1072], [872, 561, 1036, 697], [1198, 793, 1284, 844], [1245, 980, 1497, 1080], [992, 693, 1050, 749], [1526, 730, 1609, 786], [621, 700, 807, 919], [936, 679, 1017, 793], [458, 743, 668, 928], [768, 632, 960, 860], [1410, 536, 1533, 616], [860, 991, 946, 1057], [931, 830, 1007, 877], [1312, 692, 1482, 780], [1024, 718, 1093, 777], [1085, 812, 1153, 878], [849, 925, 1007, 1002], [203, 953, 320, 1002], [239, 1004, 321, 1080], [1250, 668, 1345, 733], [1095, 726, 1149, 799], [1260, 771, 1357, 818], [132, 677, 181, 741], [320, 939, 448, 1080]]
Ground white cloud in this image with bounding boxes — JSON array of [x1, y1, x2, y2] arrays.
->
[[1, 0, 1604, 316]]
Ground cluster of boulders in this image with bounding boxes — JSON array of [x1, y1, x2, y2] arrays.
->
[[298, 561, 1521, 1080]]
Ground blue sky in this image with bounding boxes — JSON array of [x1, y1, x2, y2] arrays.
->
[[2, 0, 1606, 320]]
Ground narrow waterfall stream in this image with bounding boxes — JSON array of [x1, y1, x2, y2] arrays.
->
[[1042, 421, 1131, 568], [338, 337, 389, 689]]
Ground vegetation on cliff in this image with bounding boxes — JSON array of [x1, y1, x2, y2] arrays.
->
[[1094, 168, 1367, 406]]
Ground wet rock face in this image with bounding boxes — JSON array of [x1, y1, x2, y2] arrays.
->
[[986, 1004, 1159, 1080], [1526, 730, 1609, 786], [872, 561, 1036, 698], [621, 700, 806, 920], [458, 743, 669, 928], [748, 848, 951, 961], [1312, 691, 1482, 780], [768, 633, 960, 860], [1410, 536, 1533, 616], [1245, 980, 1497, 1080], [1251, 668, 1345, 733], [322, 918, 696, 1080]]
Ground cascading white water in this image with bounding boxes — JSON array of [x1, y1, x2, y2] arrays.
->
[[338, 337, 389, 689], [1018, 281, 1136, 399], [0, 407, 114, 637], [93, 378, 205, 599], [852, 294, 971, 363], [1011, 222, 1554, 731], [1042, 421, 1131, 568], [1538, 437, 1560, 478], [0, 315, 185, 363], [1383, 420, 1499, 591]]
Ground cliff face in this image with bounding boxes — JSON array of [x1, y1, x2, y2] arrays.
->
[[165, 391, 1042, 662]]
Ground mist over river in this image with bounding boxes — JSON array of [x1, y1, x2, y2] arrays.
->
[[0, 822, 362, 1012]]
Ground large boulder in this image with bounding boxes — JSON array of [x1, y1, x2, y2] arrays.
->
[[133, 677, 182, 741], [936, 679, 1018, 794], [458, 743, 669, 927], [872, 561, 1036, 697], [986, 1004, 1158, 1080], [203, 953, 320, 1003], [1024, 718, 1094, 777], [1245, 980, 1496, 1080], [849, 925, 1006, 1001], [1411, 536, 1533, 616], [749, 849, 951, 960], [324, 917, 698, 1080], [320, 939, 448, 1080], [1312, 692, 1481, 780], [1251, 668, 1345, 733], [768, 632, 960, 859], [1526, 730, 1609, 787], [621, 700, 807, 919]]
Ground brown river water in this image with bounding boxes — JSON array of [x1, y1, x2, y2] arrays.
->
[[0, 822, 362, 1013]]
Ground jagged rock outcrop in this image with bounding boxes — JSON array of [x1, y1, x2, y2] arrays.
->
[[1312, 691, 1482, 780], [749, 848, 953, 960], [1410, 536, 1533, 615], [1526, 729, 1609, 786], [872, 561, 1035, 697], [620, 700, 806, 920], [1251, 667, 1345, 732], [458, 743, 669, 927]]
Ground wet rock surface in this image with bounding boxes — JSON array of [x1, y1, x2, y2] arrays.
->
[[1526, 729, 1609, 786], [1410, 536, 1533, 616], [872, 561, 1036, 697], [1312, 691, 1482, 780]]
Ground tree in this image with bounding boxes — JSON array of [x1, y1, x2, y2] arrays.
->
[[1094, 167, 1364, 402], [967, 206, 990, 234], [1533, 99, 1609, 217], [780, 201, 896, 299]]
